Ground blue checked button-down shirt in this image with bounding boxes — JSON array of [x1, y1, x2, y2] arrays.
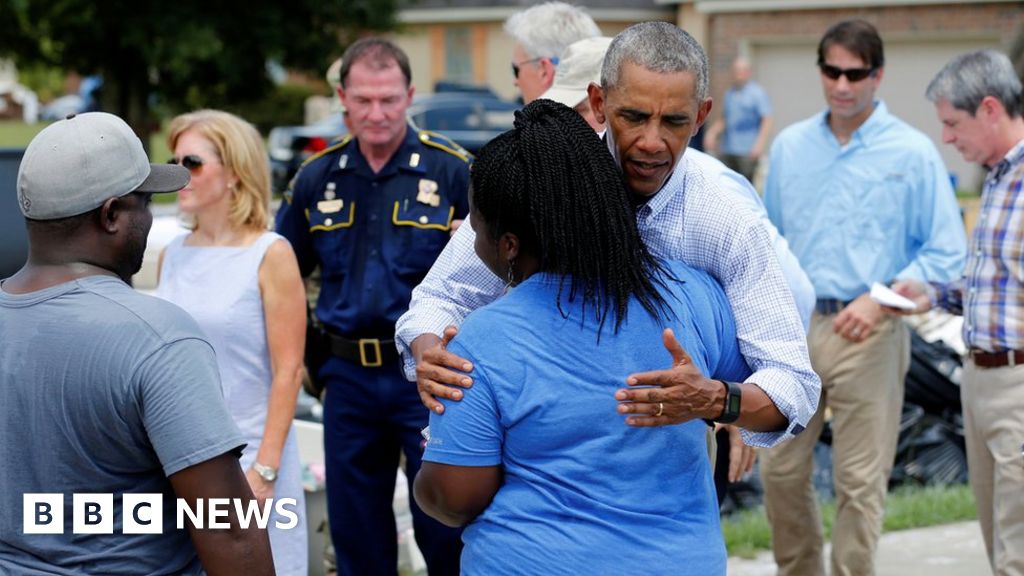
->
[[935, 138, 1024, 352], [764, 101, 967, 300], [395, 150, 821, 448]]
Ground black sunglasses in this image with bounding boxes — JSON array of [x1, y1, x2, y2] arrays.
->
[[819, 63, 877, 82], [168, 154, 205, 173], [511, 56, 558, 79]]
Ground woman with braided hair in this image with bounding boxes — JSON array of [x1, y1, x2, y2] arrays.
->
[[413, 99, 753, 575]]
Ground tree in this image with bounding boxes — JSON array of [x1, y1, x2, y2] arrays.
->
[[0, 0, 407, 147]]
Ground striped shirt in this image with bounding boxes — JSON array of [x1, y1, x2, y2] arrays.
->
[[395, 150, 821, 448], [935, 138, 1024, 352]]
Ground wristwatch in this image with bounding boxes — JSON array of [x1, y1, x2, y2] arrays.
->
[[713, 380, 742, 424], [252, 462, 278, 482]]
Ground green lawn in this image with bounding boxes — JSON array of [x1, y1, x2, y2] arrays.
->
[[723, 483, 977, 559]]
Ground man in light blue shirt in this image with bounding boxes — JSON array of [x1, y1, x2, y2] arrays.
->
[[706, 56, 774, 183], [760, 20, 967, 576]]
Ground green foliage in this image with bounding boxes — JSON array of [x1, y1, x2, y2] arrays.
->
[[0, 0, 409, 141], [721, 484, 977, 557], [223, 84, 317, 134], [13, 63, 65, 102]]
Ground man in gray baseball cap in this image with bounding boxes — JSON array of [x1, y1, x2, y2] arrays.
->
[[0, 112, 275, 576]]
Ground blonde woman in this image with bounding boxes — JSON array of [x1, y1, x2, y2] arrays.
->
[[156, 110, 307, 574]]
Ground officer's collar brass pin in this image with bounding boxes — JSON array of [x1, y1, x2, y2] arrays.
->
[[417, 179, 440, 207], [324, 182, 337, 200], [409, 152, 421, 168], [338, 154, 349, 170]]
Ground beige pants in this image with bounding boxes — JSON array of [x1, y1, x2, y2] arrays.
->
[[963, 360, 1024, 576], [760, 313, 909, 576]]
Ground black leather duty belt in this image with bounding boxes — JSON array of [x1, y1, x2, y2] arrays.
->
[[324, 332, 400, 368]]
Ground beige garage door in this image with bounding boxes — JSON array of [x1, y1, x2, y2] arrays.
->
[[752, 37, 999, 193]]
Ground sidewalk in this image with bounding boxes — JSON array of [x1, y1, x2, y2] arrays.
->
[[727, 521, 989, 575]]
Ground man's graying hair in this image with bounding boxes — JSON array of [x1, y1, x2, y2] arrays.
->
[[601, 22, 709, 102], [504, 2, 601, 60], [926, 50, 1023, 119]]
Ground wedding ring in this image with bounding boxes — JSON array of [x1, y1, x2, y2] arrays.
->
[[655, 402, 664, 417]]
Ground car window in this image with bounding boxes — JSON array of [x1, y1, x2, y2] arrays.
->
[[483, 109, 516, 130], [417, 106, 478, 131]]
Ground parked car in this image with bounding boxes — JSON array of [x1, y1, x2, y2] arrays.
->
[[267, 93, 519, 193], [1, 149, 28, 278]]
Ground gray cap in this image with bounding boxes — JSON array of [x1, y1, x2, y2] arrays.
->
[[540, 36, 613, 108], [17, 112, 190, 220]]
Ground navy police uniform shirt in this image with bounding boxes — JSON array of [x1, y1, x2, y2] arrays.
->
[[275, 124, 471, 338]]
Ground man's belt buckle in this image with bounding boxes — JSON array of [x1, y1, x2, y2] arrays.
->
[[358, 338, 383, 368]]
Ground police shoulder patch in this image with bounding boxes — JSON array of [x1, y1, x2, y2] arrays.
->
[[418, 130, 473, 163]]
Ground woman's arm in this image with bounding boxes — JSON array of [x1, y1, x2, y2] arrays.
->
[[250, 238, 306, 501], [414, 462, 502, 527]]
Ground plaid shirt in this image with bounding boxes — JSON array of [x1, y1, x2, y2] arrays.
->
[[935, 138, 1024, 352], [395, 152, 820, 448]]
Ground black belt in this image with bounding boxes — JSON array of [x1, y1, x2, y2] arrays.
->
[[324, 331, 400, 367], [815, 298, 852, 315], [970, 349, 1024, 369]]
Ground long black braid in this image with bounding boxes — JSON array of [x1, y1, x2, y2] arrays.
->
[[471, 99, 676, 336]]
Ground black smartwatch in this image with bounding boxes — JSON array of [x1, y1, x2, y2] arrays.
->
[[714, 380, 742, 424]]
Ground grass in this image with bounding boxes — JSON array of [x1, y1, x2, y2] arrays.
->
[[722, 483, 977, 558]]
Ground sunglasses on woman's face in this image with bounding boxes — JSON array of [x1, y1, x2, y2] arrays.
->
[[168, 154, 205, 174], [818, 63, 877, 82]]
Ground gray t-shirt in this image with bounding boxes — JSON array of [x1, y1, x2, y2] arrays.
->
[[0, 275, 246, 575]]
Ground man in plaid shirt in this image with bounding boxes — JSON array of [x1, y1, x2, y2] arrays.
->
[[894, 49, 1024, 575]]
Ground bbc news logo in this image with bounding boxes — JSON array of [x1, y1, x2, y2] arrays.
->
[[23, 494, 299, 534]]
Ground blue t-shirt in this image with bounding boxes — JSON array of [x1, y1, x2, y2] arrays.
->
[[423, 261, 749, 575], [0, 276, 245, 575]]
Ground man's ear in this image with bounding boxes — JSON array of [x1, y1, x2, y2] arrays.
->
[[978, 95, 1003, 121], [540, 58, 558, 87], [588, 83, 607, 126], [98, 196, 123, 234], [694, 97, 713, 132]]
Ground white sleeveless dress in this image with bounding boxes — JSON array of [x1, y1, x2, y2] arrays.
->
[[157, 231, 307, 575]]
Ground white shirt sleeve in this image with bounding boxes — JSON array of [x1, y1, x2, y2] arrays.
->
[[394, 216, 505, 380]]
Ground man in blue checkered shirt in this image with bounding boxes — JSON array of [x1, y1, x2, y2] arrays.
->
[[395, 22, 820, 451], [894, 49, 1024, 576]]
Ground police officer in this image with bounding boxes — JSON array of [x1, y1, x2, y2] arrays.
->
[[275, 38, 469, 576]]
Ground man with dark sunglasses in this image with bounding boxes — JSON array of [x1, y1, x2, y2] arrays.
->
[[760, 20, 967, 576], [503, 1, 601, 103]]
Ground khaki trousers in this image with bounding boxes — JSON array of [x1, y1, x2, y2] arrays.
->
[[962, 360, 1024, 576], [761, 313, 909, 576]]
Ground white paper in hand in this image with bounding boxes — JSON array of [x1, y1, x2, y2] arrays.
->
[[870, 282, 917, 311]]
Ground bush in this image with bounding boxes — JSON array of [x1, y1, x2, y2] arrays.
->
[[224, 83, 319, 134]]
